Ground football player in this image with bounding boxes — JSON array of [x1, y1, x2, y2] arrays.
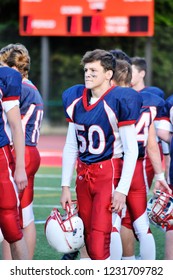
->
[[110, 58, 170, 260], [157, 94, 173, 259], [0, 43, 44, 259], [120, 56, 170, 260], [0, 65, 28, 259], [60, 49, 143, 260]]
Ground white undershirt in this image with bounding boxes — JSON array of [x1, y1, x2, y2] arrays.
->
[[61, 123, 78, 187], [90, 97, 99, 105], [2, 100, 19, 113], [116, 124, 138, 195]]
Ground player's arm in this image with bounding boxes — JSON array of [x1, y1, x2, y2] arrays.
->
[[160, 140, 170, 183], [157, 129, 172, 143], [6, 104, 28, 192], [156, 118, 173, 143], [60, 122, 78, 209], [147, 122, 171, 194], [156, 119, 172, 183], [112, 124, 138, 212]]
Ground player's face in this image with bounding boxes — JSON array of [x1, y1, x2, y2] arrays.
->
[[84, 61, 109, 91], [131, 65, 141, 87], [131, 65, 146, 89]]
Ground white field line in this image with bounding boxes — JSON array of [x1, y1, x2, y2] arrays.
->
[[34, 204, 61, 208], [40, 151, 62, 157], [35, 220, 46, 224], [35, 174, 61, 178], [35, 186, 75, 192], [35, 174, 76, 179]]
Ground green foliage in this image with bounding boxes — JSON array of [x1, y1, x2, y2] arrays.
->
[[155, 0, 173, 26], [0, 0, 18, 23], [50, 52, 83, 95], [152, 24, 173, 96]]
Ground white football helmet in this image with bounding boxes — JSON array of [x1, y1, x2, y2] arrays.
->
[[0, 228, 4, 243], [45, 201, 84, 253], [147, 190, 173, 230]]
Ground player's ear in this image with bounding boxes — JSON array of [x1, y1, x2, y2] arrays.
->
[[140, 69, 146, 79], [106, 69, 114, 81]]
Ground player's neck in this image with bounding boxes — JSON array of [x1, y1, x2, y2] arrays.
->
[[91, 83, 112, 98], [132, 81, 145, 92]]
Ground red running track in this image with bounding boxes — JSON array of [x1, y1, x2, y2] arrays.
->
[[37, 135, 66, 167]]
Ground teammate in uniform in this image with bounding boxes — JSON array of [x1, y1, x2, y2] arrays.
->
[[0, 43, 44, 259], [60, 49, 143, 260], [119, 56, 170, 259], [157, 95, 173, 259], [131, 56, 170, 189], [111, 58, 171, 259], [0, 65, 28, 259]]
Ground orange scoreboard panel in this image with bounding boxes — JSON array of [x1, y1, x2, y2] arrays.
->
[[19, 0, 154, 37]]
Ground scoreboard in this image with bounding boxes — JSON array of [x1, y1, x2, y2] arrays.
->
[[19, 0, 154, 37]]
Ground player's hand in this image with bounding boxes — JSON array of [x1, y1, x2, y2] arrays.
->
[[60, 186, 72, 209], [111, 190, 126, 212], [153, 179, 172, 195], [14, 167, 28, 192]]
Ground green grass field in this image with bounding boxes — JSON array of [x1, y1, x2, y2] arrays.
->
[[0, 166, 166, 260]]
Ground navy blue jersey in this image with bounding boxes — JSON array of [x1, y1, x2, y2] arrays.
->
[[62, 85, 142, 164], [164, 95, 173, 184], [0, 66, 22, 147], [140, 86, 165, 99], [136, 91, 165, 158], [141, 90, 165, 120], [170, 136, 173, 185], [0, 66, 22, 100], [164, 95, 173, 122], [21, 79, 44, 146]]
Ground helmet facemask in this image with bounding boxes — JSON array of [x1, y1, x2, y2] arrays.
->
[[147, 191, 173, 230]]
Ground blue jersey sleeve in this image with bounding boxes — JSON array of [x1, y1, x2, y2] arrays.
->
[[141, 89, 166, 120], [0, 67, 22, 101], [62, 84, 85, 121], [155, 98, 165, 119], [115, 87, 143, 126], [144, 86, 165, 99], [20, 79, 44, 146]]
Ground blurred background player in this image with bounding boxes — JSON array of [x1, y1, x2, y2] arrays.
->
[[131, 56, 170, 187], [0, 43, 44, 259], [0, 64, 28, 259], [109, 49, 132, 65]]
